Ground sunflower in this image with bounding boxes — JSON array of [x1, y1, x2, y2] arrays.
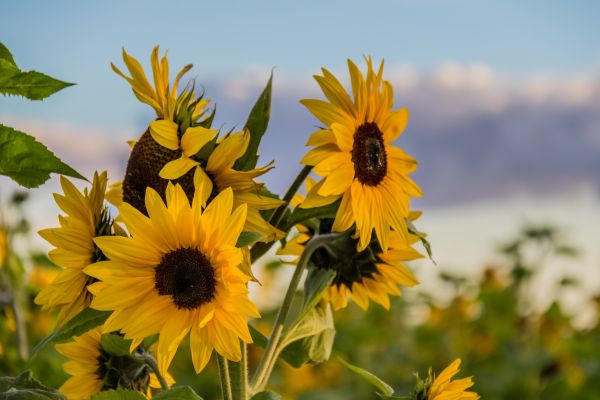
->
[[420, 359, 479, 400], [0, 228, 6, 268], [278, 178, 422, 311], [300, 57, 422, 251], [56, 327, 169, 399], [34, 172, 112, 325], [86, 185, 260, 375], [112, 47, 282, 241]]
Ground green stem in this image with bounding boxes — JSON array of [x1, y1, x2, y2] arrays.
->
[[136, 351, 169, 391], [250, 233, 337, 393], [250, 165, 312, 263], [229, 342, 249, 400], [217, 354, 233, 400]]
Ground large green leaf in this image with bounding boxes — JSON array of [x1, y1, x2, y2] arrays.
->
[[91, 390, 146, 400], [339, 358, 395, 397], [152, 387, 204, 400], [282, 200, 340, 231], [32, 308, 111, 356], [300, 268, 336, 320], [0, 371, 66, 400], [0, 42, 73, 100], [234, 72, 273, 171], [250, 391, 282, 400], [0, 124, 85, 188]]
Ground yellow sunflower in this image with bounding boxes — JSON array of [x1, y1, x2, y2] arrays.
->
[[300, 57, 422, 251], [278, 178, 422, 311], [56, 327, 169, 399], [112, 47, 282, 241], [86, 185, 260, 375], [35, 172, 112, 325], [418, 359, 479, 400], [0, 228, 6, 268]]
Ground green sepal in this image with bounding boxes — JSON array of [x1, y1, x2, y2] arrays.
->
[[100, 334, 132, 357], [236, 231, 264, 248], [300, 268, 336, 320], [0, 371, 66, 399], [406, 218, 435, 263], [339, 358, 395, 397], [31, 308, 111, 356], [0, 124, 86, 188], [234, 72, 273, 171]]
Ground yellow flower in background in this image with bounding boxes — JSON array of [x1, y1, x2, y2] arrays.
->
[[56, 327, 168, 399], [35, 172, 111, 326], [278, 178, 422, 311], [426, 359, 479, 400], [86, 185, 260, 375], [300, 57, 422, 251]]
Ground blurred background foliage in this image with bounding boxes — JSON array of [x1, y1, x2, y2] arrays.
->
[[1, 190, 599, 399]]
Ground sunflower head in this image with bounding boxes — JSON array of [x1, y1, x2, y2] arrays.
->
[[56, 328, 168, 399], [35, 172, 115, 325], [412, 359, 479, 400], [300, 57, 422, 252], [113, 46, 218, 214]]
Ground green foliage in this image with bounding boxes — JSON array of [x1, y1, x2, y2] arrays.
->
[[0, 371, 65, 400], [91, 390, 146, 400], [282, 200, 340, 231], [0, 124, 85, 188], [32, 308, 110, 355], [250, 391, 283, 400], [100, 334, 132, 357], [234, 72, 273, 171], [152, 386, 204, 399], [0, 43, 73, 100], [300, 268, 336, 320], [236, 231, 265, 248], [406, 219, 434, 262]]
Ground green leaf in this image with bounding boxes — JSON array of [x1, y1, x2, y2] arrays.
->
[[250, 391, 283, 400], [249, 325, 268, 348], [339, 358, 395, 397], [100, 334, 132, 357], [152, 386, 204, 400], [91, 390, 146, 400], [406, 218, 435, 263], [32, 308, 111, 356], [234, 72, 273, 171], [282, 199, 340, 231], [236, 231, 264, 248], [0, 71, 74, 101], [0, 124, 86, 188], [300, 268, 336, 319], [0, 42, 74, 100], [0, 371, 66, 399]]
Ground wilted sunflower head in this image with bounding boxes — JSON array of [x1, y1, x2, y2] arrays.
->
[[112, 46, 217, 214]]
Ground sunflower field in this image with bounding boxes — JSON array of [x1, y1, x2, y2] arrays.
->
[[0, 32, 598, 400]]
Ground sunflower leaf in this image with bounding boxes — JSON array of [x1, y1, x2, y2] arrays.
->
[[234, 71, 273, 171], [0, 42, 74, 100], [152, 386, 204, 400], [31, 308, 111, 356], [406, 218, 435, 263], [0, 371, 66, 399], [250, 391, 283, 400], [282, 199, 340, 231], [100, 334, 132, 357], [300, 268, 336, 320], [91, 389, 146, 400], [0, 124, 86, 188], [236, 231, 264, 248], [339, 358, 395, 397]]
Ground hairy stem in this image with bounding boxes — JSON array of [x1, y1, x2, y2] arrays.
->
[[250, 233, 337, 392], [250, 165, 312, 263], [229, 342, 249, 400], [217, 354, 233, 400], [136, 351, 169, 391]]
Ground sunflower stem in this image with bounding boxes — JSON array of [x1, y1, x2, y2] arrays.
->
[[229, 341, 249, 400], [250, 165, 312, 263], [136, 351, 169, 391], [250, 233, 337, 392], [217, 354, 233, 400]]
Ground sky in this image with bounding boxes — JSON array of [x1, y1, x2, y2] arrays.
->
[[1, 0, 599, 306]]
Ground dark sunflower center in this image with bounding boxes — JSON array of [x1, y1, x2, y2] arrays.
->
[[95, 347, 151, 393], [154, 248, 216, 310], [351, 122, 387, 186], [122, 129, 196, 215], [309, 219, 381, 290]]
